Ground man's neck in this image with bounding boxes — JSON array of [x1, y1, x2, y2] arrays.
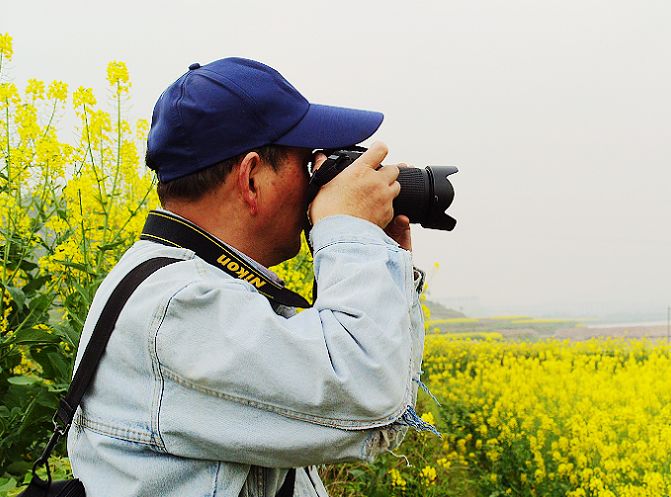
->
[[162, 198, 265, 258], [156, 207, 283, 284]]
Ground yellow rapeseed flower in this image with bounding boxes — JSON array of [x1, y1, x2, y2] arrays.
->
[[73, 86, 97, 108], [388, 468, 407, 489], [0, 82, 21, 106], [107, 61, 131, 95], [32, 323, 52, 332], [136, 118, 150, 141], [420, 465, 437, 486], [25, 79, 46, 100], [47, 80, 68, 101], [420, 411, 435, 425], [16, 104, 41, 141], [422, 336, 671, 496], [0, 32, 13, 60]]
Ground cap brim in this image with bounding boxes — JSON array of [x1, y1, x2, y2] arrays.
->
[[273, 103, 383, 149]]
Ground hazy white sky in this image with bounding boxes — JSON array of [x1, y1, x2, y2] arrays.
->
[[4, 0, 670, 319]]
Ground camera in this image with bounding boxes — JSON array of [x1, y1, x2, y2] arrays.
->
[[307, 146, 458, 231]]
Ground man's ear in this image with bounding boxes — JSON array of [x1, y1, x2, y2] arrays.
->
[[236, 151, 262, 215]]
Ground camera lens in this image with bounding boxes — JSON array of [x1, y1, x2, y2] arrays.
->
[[395, 166, 458, 231]]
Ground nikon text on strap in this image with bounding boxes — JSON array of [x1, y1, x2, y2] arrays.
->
[[140, 210, 311, 308]]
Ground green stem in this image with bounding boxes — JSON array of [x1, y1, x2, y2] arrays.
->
[[77, 189, 89, 271], [16, 393, 40, 438], [97, 85, 122, 274], [107, 179, 154, 246], [80, 103, 107, 275], [3, 100, 8, 174], [81, 104, 105, 206], [41, 98, 58, 139], [2, 97, 12, 286]]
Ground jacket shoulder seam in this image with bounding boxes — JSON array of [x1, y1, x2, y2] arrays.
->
[[149, 279, 201, 451]]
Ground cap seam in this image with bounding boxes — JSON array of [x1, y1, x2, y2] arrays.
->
[[197, 68, 266, 130], [174, 73, 198, 170], [198, 66, 311, 142], [269, 102, 311, 144]]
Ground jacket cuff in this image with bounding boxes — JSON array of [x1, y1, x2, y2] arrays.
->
[[309, 215, 397, 252]]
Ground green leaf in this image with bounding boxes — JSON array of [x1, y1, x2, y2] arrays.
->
[[25, 294, 54, 321], [98, 240, 124, 252], [57, 261, 92, 274], [5, 460, 31, 475], [6, 376, 39, 386], [22, 274, 50, 295], [349, 469, 367, 479], [71, 277, 98, 304], [5, 287, 26, 312], [0, 477, 17, 493], [5, 328, 60, 346], [32, 350, 70, 384], [52, 322, 81, 348], [18, 259, 38, 272]]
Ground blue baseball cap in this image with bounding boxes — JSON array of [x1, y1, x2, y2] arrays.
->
[[147, 57, 384, 182]]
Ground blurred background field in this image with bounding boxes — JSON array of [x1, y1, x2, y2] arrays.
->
[[424, 300, 670, 343]]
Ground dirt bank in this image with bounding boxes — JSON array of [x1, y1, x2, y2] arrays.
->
[[553, 325, 669, 341]]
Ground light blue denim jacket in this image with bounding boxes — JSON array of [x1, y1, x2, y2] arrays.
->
[[67, 214, 428, 497]]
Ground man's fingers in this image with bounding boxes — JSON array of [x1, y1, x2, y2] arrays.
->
[[384, 214, 412, 251], [390, 180, 401, 197], [379, 165, 400, 184], [387, 214, 409, 230], [395, 214, 410, 226], [351, 141, 388, 169]]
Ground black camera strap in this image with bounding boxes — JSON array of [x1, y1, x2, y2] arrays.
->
[[140, 210, 311, 309]]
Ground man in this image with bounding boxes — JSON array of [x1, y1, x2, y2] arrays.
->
[[67, 57, 431, 496]]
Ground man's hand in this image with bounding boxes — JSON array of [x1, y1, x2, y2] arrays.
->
[[309, 142, 401, 229]]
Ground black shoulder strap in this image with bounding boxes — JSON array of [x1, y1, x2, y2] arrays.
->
[[276, 468, 296, 497], [55, 257, 182, 427], [29, 257, 182, 489]]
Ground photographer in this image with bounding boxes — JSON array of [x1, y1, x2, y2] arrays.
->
[[67, 57, 431, 497]]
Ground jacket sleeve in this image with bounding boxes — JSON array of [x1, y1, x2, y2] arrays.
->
[[153, 215, 426, 467]]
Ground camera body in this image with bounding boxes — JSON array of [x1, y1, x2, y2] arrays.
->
[[307, 147, 458, 231]]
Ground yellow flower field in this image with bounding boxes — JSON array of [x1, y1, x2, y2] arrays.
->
[[394, 336, 671, 497]]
